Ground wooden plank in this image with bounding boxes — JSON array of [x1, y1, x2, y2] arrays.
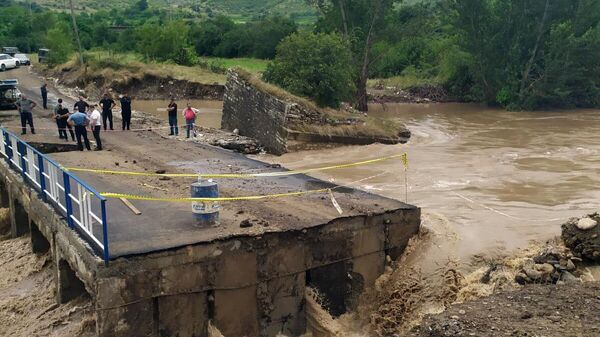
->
[[120, 198, 142, 215]]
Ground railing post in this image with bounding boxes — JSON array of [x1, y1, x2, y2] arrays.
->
[[5, 132, 13, 164], [63, 171, 74, 229], [101, 199, 110, 265], [18, 141, 26, 177], [38, 154, 46, 201]]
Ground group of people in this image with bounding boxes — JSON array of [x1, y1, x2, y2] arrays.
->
[[167, 97, 201, 139], [16, 83, 202, 153], [52, 94, 133, 151]]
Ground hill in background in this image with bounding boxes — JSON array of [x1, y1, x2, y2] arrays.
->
[[19, 0, 318, 23]]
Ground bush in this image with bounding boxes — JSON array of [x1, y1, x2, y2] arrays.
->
[[263, 31, 354, 108]]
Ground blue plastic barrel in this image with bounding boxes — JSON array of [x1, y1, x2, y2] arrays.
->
[[191, 179, 220, 225]]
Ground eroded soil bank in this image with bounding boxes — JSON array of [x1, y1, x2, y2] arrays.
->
[[38, 65, 224, 101]]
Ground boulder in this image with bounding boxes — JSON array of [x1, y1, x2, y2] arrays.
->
[[577, 217, 597, 230], [562, 213, 600, 262]]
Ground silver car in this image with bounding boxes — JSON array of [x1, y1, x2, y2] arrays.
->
[[14, 54, 30, 66]]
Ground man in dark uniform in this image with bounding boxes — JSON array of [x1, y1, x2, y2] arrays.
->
[[40, 82, 48, 109], [119, 94, 132, 130], [99, 93, 115, 130], [54, 99, 75, 141], [74, 96, 89, 113]]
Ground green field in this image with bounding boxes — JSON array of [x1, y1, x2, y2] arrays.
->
[[200, 57, 269, 73], [22, 0, 318, 23]]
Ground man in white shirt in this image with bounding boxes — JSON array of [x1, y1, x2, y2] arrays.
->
[[89, 105, 103, 151]]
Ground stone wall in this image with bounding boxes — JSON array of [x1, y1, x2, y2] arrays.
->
[[222, 70, 291, 155], [221, 70, 409, 155]]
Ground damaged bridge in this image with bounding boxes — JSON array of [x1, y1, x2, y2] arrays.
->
[[0, 126, 420, 337]]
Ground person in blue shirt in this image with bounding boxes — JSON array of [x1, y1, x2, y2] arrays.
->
[[67, 109, 91, 151]]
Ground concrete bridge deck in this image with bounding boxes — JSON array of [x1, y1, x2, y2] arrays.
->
[[0, 67, 421, 337]]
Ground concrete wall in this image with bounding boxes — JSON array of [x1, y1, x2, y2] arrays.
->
[[94, 207, 420, 337], [222, 71, 290, 155]]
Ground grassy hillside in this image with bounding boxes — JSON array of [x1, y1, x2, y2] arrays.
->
[[21, 0, 317, 23]]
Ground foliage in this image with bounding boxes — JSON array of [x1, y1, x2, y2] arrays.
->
[[450, 0, 600, 109], [135, 20, 192, 63], [263, 31, 355, 108], [190, 15, 297, 59], [44, 23, 74, 66]]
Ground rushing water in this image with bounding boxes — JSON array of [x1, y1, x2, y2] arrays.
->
[[257, 103, 600, 267]]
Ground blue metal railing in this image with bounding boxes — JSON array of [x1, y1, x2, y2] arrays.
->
[[0, 127, 110, 262]]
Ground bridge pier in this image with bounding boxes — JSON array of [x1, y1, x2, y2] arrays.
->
[[30, 220, 50, 254], [10, 196, 29, 237], [56, 252, 89, 304]]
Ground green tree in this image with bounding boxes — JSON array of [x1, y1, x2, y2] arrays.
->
[[450, 0, 600, 109], [137, 0, 149, 12], [309, 0, 396, 111], [44, 23, 74, 66], [263, 31, 355, 108], [136, 20, 195, 64]]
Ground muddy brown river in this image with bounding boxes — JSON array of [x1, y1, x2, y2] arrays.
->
[[256, 103, 600, 269]]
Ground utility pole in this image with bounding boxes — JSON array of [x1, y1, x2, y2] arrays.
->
[[27, 0, 33, 53], [68, 0, 85, 68]]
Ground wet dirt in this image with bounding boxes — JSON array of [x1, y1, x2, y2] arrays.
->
[[407, 281, 600, 337]]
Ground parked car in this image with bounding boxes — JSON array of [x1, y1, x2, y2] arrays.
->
[[38, 48, 50, 64], [14, 53, 30, 66], [1, 47, 19, 57], [0, 54, 18, 71], [0, 79, 21, 110]]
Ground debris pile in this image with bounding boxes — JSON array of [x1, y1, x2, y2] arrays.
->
[[562, 213, 600, 262]]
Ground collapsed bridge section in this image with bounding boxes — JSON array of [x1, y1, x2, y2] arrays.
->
[[0, 127, 420, 337]]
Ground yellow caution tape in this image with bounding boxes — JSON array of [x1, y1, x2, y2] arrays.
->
[[401, 153, 408, 169], [101, 188, 332, 202], [66, 154, 406, 179]]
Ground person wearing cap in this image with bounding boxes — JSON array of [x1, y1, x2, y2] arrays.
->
[[54, 98, 75, 141], [99, 93, 115, 131], [15, 94, 36, 135], [67, 108, 91, 151], [119, 94, 132, 130]]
